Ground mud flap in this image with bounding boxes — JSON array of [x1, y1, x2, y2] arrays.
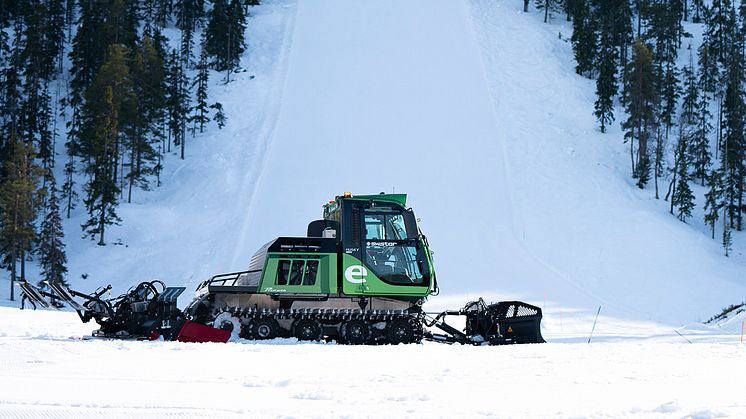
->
[[176, 320, 231, 343]]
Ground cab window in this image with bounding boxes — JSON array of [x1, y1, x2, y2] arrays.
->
[[365, 213, 407, 240], [276, 259, 319, 286]]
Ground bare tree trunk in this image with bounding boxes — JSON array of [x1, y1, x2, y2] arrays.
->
[[10, 254, 15, 302], [20, 249, 25, 282]]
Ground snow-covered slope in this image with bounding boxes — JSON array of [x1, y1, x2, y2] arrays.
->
[[465, 0, 746, 329], [4, 0, 746, 338]]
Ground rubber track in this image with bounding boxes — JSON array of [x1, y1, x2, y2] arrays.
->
[[210, 306, 424, 344]]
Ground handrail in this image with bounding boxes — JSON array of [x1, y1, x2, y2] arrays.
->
[[195, 270, 262, 291]]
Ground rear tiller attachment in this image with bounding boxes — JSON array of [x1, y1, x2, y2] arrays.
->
[[424, 299, 545, 345], [18, 280, 230, 343]]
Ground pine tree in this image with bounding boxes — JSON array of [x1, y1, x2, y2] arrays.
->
[[211, 102, 226, 129], [61, 149, 77, 218], [653, 125, 665, 198], [204, 0, 229, 70], [536, 0, 563, 23], [127, 36, 167, 202], [608, 0, 633, 66], [225, 0, 247, 80], [18, 0, 63, 85], [720, 40, 745, 230], [0, 136, 44, 301], [657, 62, 681, 137], [704, 167, 724, 238], [667, 55, 697, 209], [46, 0, 66, 76], [181, 25, 195, 69], [176, 0, 202, 31], [35, 83, 55, 185], [621, 39, 658, 187], [69, 2, 107, 109], [671, 128, 695, 221], [594, 29, 617, 133], [569, 0, 597, 77], [0, 25, 24, 162], [697, 42, 719, 95], [204, 0, 246, 72], [0, 22, 8, 62], [79, 45, 134, 245], [722, 209, 732, 256], [189, 43, 211, 135], [38, 181, 68, 287], [65, 0, 75, 40], [692, 0, 703, 22], [702, 0, 732, 67], [166, 49, 190, 159], [690, 62, 714, 185]]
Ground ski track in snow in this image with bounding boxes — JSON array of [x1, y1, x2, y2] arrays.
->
[[229, 0, 300, 269]]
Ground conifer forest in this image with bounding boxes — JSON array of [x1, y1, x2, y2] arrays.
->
[[0, 0, 250, 300]]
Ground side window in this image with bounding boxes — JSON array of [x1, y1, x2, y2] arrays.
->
[[365, 212, 407, 240], [277, 260, 290, 285], [365, 214, 385, 239], [289, 260, 305, 285], [304, 261, 318, 285], [386, 214, 407, 240], [276, 259, 320, 287]]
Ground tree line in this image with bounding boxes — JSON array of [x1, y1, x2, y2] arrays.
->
[[534, 0, 746, 256], [0, 0, 253, 301]]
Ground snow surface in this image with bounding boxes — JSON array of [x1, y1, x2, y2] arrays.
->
[[1, 307, 745, 418], [2, 0, 746, 416]]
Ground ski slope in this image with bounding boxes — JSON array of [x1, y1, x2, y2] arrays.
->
[[2, 0, 746, 416]]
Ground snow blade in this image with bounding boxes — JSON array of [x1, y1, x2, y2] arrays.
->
[[424, 298, 545, 345], [176, 320, 231, 343], [489, 301, 545, 344]]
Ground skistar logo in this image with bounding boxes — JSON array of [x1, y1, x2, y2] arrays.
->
[[344, 265, 368, 284], [367, 241, 395, 247]]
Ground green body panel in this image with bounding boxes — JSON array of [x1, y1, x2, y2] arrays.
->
[[259, 252, 337, 294], [340, 253, 430, 297]]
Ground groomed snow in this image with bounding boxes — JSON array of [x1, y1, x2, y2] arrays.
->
[[1, 307, 745, 418], [2, 0, 746, 417]]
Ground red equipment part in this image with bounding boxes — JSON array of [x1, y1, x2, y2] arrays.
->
[[176, 320, 231, 343]]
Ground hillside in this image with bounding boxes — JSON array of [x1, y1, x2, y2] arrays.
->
[[4, 0, 746, 338]]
